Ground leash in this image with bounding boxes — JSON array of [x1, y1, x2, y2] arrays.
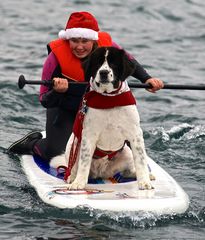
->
[[63, 98, 88, 181], [63, 137, 81, 180]]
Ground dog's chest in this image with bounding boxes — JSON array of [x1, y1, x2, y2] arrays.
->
[[96, 128, 125, 151], [83, 105, 139, 151]]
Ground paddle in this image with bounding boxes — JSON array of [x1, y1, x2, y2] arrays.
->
[[18, 75, 205, 90], [18, 75, 83, 89], [128, 82, 205, 90]]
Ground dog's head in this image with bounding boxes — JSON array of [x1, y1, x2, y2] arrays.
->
[[82, 47, 136, 93]]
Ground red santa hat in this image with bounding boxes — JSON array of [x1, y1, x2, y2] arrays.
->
[[58, 12, 99, 40]]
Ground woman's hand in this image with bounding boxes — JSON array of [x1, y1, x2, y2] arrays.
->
[[53, 78, 69, 93], [145, 78, 164, 93]]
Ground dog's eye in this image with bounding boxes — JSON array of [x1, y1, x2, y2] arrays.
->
[[107, 53, 118, 62], [96, 58, 105, 68], [108, 63, 118, 71]]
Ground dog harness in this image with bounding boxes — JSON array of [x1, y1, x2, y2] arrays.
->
[[92, 145, 125, 160], [63, 82, 136, 180]]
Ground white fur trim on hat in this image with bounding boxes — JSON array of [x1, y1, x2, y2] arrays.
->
[[58, 28, 98, 40]]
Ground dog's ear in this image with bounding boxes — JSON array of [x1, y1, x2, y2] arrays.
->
[[121, 50, 136, 81], [82, 56, 93, 82]]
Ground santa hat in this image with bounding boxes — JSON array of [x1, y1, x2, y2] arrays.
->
[[58, 12, 99, 40]]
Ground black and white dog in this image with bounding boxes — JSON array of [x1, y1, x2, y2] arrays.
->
[[50, 47, 154, 190]]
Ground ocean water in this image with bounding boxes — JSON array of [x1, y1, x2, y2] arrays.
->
[[0, 0, 205, 239]]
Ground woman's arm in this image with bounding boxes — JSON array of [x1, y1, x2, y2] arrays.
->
[[39, 52, 69, 108], [39, 52, 87, 110], [112, 41, 164, 91]]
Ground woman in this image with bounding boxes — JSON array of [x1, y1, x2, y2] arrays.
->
[[8, 11, 164, 160]]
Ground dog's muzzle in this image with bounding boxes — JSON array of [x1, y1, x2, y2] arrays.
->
[[99, 69, 110, 83]]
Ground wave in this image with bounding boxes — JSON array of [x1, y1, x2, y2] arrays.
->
[[33, 205, 205, 229], [151, 123, 205, 143]]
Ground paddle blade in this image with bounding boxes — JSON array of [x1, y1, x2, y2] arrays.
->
[[18, 75, 26, 89]]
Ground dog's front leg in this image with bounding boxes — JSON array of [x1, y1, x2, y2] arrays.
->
[[69, 136, 96, 190], [128, 127, 153, 190]]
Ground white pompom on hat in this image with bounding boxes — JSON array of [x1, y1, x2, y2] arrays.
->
[[58, 12, 99, 40]]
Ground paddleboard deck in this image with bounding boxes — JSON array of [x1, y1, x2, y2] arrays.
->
[[21, 154, 189, 214]]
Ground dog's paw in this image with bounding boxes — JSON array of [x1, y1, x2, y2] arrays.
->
[[66, 176, 72, 184], [138, 180, 154, 190], [66, 174, 76, 184], [68, 180, 86, 190], [149, 173, 156, 181]]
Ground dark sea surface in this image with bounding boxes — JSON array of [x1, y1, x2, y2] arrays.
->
[[0, 0, 205, 239]]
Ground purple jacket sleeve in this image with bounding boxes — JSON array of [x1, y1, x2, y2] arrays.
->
[[39, 53, 64, 108], [39, 53, 58, 100]]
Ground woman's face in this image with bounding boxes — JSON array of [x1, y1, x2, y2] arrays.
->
[[69, 38, 95, 59]]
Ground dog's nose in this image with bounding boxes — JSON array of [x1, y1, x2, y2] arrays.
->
[[99, 70, 109, 82]]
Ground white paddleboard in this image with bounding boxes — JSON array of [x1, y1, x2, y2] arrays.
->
[[21, 153, 189, 214]]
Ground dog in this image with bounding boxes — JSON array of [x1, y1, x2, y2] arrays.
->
[[50, 47, 154, 190]]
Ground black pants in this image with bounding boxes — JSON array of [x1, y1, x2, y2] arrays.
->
[[34, 108, 77, 161]]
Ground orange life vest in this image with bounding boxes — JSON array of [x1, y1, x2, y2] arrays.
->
[[49, 32, 112, 82]]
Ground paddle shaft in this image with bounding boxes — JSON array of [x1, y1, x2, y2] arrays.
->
[[18, 75, 205, 90], [128, 82, 205, 90]]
